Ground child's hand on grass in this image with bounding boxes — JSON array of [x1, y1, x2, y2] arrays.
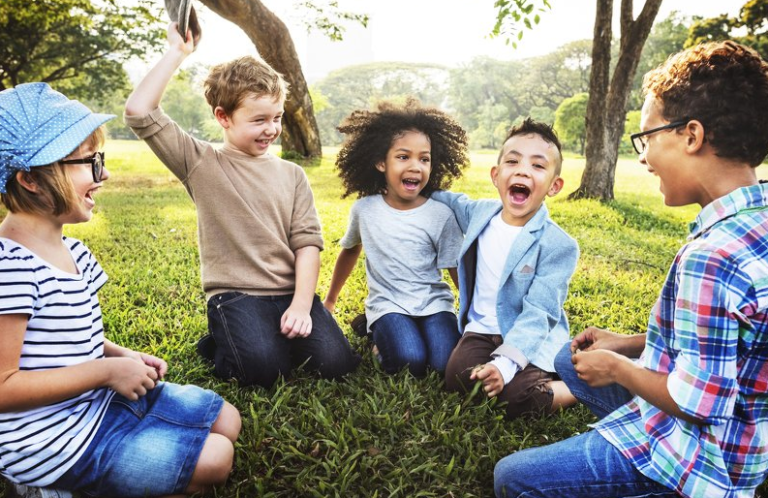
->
[[471, 363, 504, 398], [281, 306, 313, 339]]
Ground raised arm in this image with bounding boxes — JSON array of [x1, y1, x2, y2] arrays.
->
[[124, 23, 195, 117], [323, 245, 363, 312]]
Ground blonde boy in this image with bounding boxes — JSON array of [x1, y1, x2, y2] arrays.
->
[[124, 25, 359, 388]]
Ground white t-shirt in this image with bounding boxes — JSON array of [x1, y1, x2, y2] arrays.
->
[[0, 237, 114, 486], [465, 213, 523, 384]]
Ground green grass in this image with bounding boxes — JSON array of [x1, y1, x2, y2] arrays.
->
[[2, 141, 767, 497]]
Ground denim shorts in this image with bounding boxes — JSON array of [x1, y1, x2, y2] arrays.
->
[[54, 382, 224, 497]]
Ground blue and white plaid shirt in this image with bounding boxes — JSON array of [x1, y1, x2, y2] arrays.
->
[[596, 183, 768, 498]]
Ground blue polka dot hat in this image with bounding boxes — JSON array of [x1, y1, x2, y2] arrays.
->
[[0, 82, 115, 193]]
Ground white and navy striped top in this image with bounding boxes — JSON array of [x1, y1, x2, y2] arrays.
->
[[0, 237, 114, 486]]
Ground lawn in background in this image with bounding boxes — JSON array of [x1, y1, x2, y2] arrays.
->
[[1, 140, 766, 497]]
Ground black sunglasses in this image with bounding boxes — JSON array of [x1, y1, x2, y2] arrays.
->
[[629, 120, 689, 155], [59, 152, 105, 183]]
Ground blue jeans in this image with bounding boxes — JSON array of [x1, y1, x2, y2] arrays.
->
[[55, 383, 223, 497], [494, 430, 675, 498], [492, 343, 674, 498], [370, 312, 459, 376], [207, 292, 361, 388], [554, 342, 633, 419]]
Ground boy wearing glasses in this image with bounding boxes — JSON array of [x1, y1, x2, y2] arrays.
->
[[495, 41, 768, 498], [124, 24, 360, 388]]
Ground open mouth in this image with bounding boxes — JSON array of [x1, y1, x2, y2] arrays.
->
[[508, 184, 531, 204], [402, 178, 421, 191]]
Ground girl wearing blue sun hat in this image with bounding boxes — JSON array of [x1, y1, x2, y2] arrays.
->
[[0, 83, 241, 497]]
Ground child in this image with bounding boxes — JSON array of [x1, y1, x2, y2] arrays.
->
[[322, 99, 467, 377], [0, 83, 240, 497], [495, 41, 768, 498], [431, 118, 579, 420], [124, 24, 360, 389]]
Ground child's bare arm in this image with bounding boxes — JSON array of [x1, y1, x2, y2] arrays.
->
[[447, 267, 459, 289], [323, 245, 363, 312], [0, 314, 159, 413], [281, 245, 321, 339], [124, 23, 194, 117], [104, 340, 168, 379]]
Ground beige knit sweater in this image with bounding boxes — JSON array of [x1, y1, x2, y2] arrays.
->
[[125, 108, 323, 299]]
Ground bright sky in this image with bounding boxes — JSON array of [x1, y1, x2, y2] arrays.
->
[[181, 0, 746, 82]]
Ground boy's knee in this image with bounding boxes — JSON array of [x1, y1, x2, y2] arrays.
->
[[444, 363, 473, 393]]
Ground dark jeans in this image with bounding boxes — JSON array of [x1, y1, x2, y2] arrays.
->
[[444, 332, 555, 419], [206, 292, 361, 388], [370, 311, 459, 377]]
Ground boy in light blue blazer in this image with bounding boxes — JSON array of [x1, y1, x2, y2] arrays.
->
[[432, 118, 579, 419]]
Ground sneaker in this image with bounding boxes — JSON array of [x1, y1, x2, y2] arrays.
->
[[350, 314, 368, 338], [196, 334, 216, 363], [12, 484, 72, 498]]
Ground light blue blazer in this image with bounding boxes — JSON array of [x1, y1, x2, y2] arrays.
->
[[431, 191, 579, 372]]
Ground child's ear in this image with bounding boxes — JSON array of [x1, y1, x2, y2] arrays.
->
[[684, 119, 706, 153], [213, 107, 231, 129], [547, 176, 564, 197], [375, 161, 386, 173], [15, 171, 39, 193], [490, 166, 499, 187]]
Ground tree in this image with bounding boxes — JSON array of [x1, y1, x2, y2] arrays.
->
[[495, 0, 663, 200], [199, 0, 366, 158], [313, 62, 449, 145], [686, 0, 768, 60], [0, 0, 164, 104], [554, 93, 589, 155]]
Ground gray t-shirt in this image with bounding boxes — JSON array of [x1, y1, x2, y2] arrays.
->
[[340, 195, 462, 329]]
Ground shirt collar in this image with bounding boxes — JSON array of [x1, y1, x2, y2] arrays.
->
[[688, 183, 768, 240]]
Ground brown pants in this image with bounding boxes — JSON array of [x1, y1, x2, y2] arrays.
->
[[444, 332, 555, 420]]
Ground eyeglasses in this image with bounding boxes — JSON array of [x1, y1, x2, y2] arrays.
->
[[59, 152, 105, 183], [630, 120, 689, 155]]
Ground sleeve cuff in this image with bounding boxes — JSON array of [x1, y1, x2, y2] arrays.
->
[[492, 344, 529, 370], [489, 356, 519, 385]]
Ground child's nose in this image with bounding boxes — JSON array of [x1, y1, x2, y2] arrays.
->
[[100, 166, 111, 182]]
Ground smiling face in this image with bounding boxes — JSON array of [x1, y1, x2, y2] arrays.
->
[[58, 142, 109, 224], [376, 130, 432, 210], [492, 133, 563, 226], [216, 94, 284, 157]]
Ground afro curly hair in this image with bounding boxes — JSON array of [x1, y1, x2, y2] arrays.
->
[[335, 98, 469, 198]]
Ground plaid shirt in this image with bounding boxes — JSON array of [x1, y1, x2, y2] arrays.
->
[[596, 183, 768, 498]]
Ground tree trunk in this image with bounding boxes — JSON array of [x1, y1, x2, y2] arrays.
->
[[199, 0, 322, 158], [570, 0, 663, 201]]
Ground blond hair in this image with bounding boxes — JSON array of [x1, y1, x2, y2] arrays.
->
[[204, 56, 289, 116]]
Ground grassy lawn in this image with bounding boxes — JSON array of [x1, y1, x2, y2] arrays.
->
[[2, 140, 766, 497]]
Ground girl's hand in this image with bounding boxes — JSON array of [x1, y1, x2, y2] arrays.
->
[[281, 306, 313, 339], [107, 357, 159, 400], [470, 363, 504, 398]]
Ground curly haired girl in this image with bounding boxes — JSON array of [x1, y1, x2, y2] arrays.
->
[[323, 98, 468, 376]]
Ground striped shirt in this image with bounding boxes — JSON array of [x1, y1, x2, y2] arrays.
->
[[596, 184, 768, 498], [0, 237, 114, 486]]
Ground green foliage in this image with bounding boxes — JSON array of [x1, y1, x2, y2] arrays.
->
[[554, 93, 589, 155], [0, 0, 165, 105], [4, 141, 768, 496], [490, 0, 551, 48], [312, 62, 451, 146], [297, 0, 369, 41], [686, 0, 768, 59]]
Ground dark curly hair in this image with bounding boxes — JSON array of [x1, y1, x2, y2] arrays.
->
[[643, 40, 768, 166], [335, 98, 469, 198]]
